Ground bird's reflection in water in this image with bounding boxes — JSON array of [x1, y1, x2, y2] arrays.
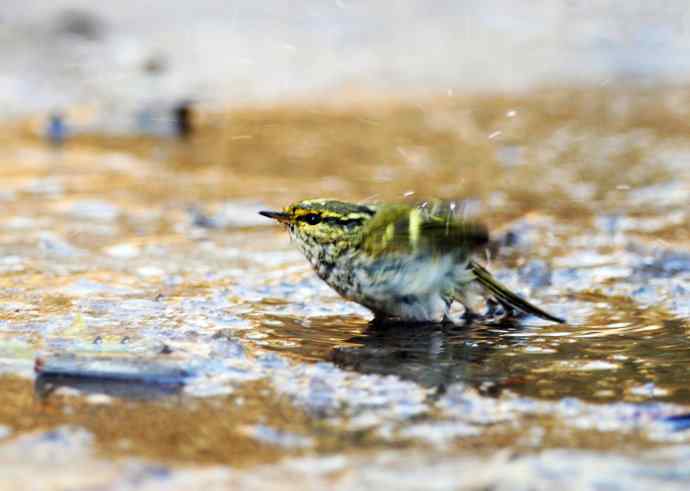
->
[[330, 321, 525, 397]]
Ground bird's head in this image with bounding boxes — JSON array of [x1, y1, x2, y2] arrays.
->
[[259, 199, 376, 248]]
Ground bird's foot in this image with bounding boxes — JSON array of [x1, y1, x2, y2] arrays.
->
[[482, 300, 523, 326], [485, 298, 500, 317], [461, 308, 482, 325], [460, 300, 522, 326]]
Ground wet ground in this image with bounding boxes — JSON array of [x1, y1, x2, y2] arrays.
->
[[0, 87, 689, 489]]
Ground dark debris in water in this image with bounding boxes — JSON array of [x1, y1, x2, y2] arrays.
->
[[34, 354, 190, 401]]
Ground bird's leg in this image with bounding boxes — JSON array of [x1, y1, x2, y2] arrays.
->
[[485, 297, 500, 317], [498, 299, 520, 320], [484, 297, 511, 323], [483, 297, 523, 325], [452, 291, 482, 325], [440, 298, 457, 326], [461, 307, 481, 324]]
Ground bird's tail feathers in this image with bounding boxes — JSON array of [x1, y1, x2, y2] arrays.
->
[[469, 261, 565, 324]]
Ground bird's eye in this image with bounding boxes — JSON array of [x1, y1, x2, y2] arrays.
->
[[301, 214, 322, 225]]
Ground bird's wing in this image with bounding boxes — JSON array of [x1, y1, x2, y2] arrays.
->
[[358, 204, 489, 257]]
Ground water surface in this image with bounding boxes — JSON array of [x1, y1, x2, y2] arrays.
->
[[0, 88, 689, 488]]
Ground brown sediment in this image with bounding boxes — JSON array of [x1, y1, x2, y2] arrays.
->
[[0, 376, 343, 467]]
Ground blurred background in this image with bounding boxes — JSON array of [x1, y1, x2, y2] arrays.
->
[[1, 2, 690, 490], [3, 0, 690, 116]]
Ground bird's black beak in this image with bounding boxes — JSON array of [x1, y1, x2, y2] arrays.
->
[[259, 210, 291, 223]]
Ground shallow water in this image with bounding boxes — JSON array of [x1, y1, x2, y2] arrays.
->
[[0, 88, 690, 489]]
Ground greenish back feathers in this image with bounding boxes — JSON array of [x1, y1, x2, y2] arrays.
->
[[358, 204, 489, 257]]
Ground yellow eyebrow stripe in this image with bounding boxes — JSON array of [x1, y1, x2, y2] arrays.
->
[[294, 210, 370, 221]]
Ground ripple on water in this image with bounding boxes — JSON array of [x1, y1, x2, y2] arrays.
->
[[247, 303, 690, 405]]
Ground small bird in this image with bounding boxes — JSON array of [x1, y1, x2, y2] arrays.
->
[[260, 199, 564, 324]]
